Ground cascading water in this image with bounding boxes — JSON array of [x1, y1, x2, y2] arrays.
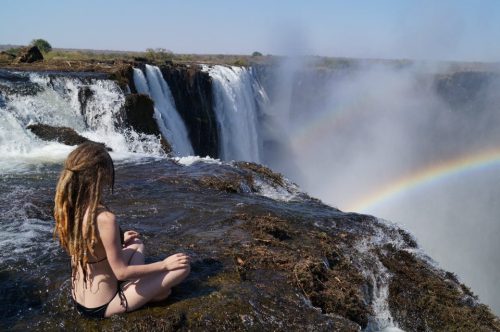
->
[[356, 230, 402, 332], [206, 65, 265, 162], [132, 65, 194, 156], [0, 70, 165, 172]]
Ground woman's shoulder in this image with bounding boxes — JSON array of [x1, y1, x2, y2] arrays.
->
[[96, 206, 116, 225], [96, 205, 112, 215], [95, 208, 118, 242]]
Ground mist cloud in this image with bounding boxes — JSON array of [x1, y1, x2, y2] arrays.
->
[[260, 59, 500, 315]]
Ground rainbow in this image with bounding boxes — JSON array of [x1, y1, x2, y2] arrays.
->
[[346, 147, 500, 213]]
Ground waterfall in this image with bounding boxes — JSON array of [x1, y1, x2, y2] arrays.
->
[[0, 70, 165, 172], [132, 68, 150, 95], [355, 225, 405, 332], [133, 65, 194, 156], [206, 65, 264, 162]]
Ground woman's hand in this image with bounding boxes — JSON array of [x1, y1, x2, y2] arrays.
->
[[123, 230, 140, 246], [163, 253, 190, 271]]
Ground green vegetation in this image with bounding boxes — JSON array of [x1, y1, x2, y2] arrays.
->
[[145, 48, 174, 62], [3, 47, 22, 56], [38, 48, 253, 66], [43, 50, 137, 61], [0, 38, 274, 67], [0, 47, 419, 71], [233, 58, 248, 66], [38, 48, 261, 67], [31, 39, 52, 53]]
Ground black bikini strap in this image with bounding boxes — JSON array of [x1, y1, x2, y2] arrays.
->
[[117, 281, 128, 312], [87, 256, 108, 264]]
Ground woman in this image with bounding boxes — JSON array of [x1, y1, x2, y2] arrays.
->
[[54, 142, 190, 318]]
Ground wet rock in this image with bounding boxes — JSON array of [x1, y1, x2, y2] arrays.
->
[[78, 86, 93, 116], [196, 173, 254, 193], [27, 124, 111, 150], [5, 160, 500, 331], [246, 214, 294, 241], [234, 161, 285, 187], [121, 94, 157, 135], [14, 46, 44, 64], [233, 213, 370, 328], [109, 64, 135, 91], [120, 93, 172, 154], [381, 247, 500, 331], [160, 64, 219, 158], [27, 124, 88, 145]]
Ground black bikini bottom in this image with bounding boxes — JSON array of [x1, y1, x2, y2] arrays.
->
[[73, 281, 128, 319]]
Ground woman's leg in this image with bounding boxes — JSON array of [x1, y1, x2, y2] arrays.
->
[[104, 258, 190, 317], [151, 288, 171, 302]]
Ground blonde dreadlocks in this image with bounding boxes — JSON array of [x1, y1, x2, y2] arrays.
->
[[54, 142, 114, 284]]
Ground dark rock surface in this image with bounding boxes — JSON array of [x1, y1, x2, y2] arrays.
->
[[77, 86, 94, 115], [14, 46, 44, 64], [109, 63, 136, 91], [27, 124, 91, 146], [235, 161, 286, 188], [382, 247, 499, 331], [120, 94, 158, 135], [160, 64, 219, 158], [26, 124, 111, 150], [120, 93, 172, 154], [5, 159, 499, 331]]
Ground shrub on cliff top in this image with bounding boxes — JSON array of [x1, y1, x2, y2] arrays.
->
[[4, 47, 22, 56], [233, 58, 248, 67], [31, 39, 52, 53], [145, 48, 174, 62]]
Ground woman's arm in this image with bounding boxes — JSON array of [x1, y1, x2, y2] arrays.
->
[[123, 230, 140, 246], [97, 211, 189, 280]]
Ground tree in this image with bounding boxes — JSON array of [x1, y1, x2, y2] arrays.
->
[[30, 39, 52, 53], [252, 51, 263, 57]]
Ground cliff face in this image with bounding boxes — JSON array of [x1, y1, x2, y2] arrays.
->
[[4, 59, 499, 160], [128, 62, 218, 157], [160, 64, 218, 158], [120, 93, 172, 153], [434, 71, 500, 111]]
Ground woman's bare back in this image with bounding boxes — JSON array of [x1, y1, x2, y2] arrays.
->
[[72, 209, 119, 308]]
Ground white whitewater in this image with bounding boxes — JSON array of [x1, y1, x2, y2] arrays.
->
[[133, 65, 194, 156], [356, 224, 406, 332], [206, 65, 264, 162], [0, 72, 165, 172]]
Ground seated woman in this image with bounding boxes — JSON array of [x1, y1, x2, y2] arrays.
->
[[54, 142, 190, 318]]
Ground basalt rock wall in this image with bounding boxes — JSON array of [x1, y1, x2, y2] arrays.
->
[[434, 71, 500, 111], [160, 64, 218, 158]]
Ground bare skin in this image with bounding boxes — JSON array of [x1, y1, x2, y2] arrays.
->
[[72, 209, 190, 317]]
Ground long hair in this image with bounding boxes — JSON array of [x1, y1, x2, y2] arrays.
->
[[54, 142, 114, 284]]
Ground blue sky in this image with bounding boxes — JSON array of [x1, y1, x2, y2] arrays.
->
[[1, 0, 499, 61]]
